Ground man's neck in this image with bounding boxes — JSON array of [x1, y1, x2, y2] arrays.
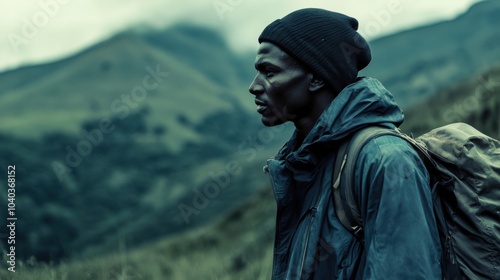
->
[[293, 92, 336, 140], [293, 116, 320, 140]]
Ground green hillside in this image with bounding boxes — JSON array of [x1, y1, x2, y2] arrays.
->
[[0, 29, 254, 152]]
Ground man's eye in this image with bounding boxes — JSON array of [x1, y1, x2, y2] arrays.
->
[[264, 69, 276, 77]]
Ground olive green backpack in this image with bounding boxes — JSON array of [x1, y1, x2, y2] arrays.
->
[[332, 123, 500, 279]]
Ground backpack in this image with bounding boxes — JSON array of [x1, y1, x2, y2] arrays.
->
[[332, 122, 500, 280]]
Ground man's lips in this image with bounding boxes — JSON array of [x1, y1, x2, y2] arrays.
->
[[255, 99, 268, 113], [255, 99, 266, 106]]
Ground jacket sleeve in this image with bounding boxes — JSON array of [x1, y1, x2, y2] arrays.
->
[[354, 135, 442, 280]]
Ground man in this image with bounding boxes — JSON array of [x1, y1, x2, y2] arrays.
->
[[248, 8, 442, 279]]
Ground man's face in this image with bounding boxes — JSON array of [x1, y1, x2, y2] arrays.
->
[[249, 42, 312, 126]]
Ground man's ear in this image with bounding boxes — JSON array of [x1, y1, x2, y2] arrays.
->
[[309, 75, 325, 92]]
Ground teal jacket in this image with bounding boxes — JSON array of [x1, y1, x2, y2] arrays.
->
[[265, 77, 442, 279]]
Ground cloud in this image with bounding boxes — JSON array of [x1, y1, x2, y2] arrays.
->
[[0, 0, 479, 72], [216, 0, 479, 52]]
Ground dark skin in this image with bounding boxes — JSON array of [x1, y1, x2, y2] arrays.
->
[[248, 42, 337, 141]]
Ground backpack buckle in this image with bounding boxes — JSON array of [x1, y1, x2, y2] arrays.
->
[[352, 225, 363, 239]]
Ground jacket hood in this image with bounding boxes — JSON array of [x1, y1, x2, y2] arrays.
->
[[276, 77, 404, 178]]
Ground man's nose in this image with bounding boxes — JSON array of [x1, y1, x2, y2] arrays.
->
[[248, 75, 264, 95]]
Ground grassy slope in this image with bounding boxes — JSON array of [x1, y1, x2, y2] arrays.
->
[[1, 187, 276, 280]]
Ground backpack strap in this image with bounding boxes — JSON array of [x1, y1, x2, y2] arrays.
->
[[332, 126, 401, 240]]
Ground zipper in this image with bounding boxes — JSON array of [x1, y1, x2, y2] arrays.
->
[[298, 208, 316, 278]]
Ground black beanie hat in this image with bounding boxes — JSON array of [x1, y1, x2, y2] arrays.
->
[[259, 8, 371, 93]]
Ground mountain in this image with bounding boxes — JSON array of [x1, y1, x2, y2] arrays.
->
[[0, 25, 256, 152], [361, 0, 500, 109]]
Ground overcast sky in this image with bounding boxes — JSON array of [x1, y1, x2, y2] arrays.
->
[[0, 0, 481, 72]]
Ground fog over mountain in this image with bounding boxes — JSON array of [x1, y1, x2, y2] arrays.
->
[[1, 0, 480, 72]]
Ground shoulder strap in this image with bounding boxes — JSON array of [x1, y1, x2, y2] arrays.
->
[[332, 126, 401, 240]]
